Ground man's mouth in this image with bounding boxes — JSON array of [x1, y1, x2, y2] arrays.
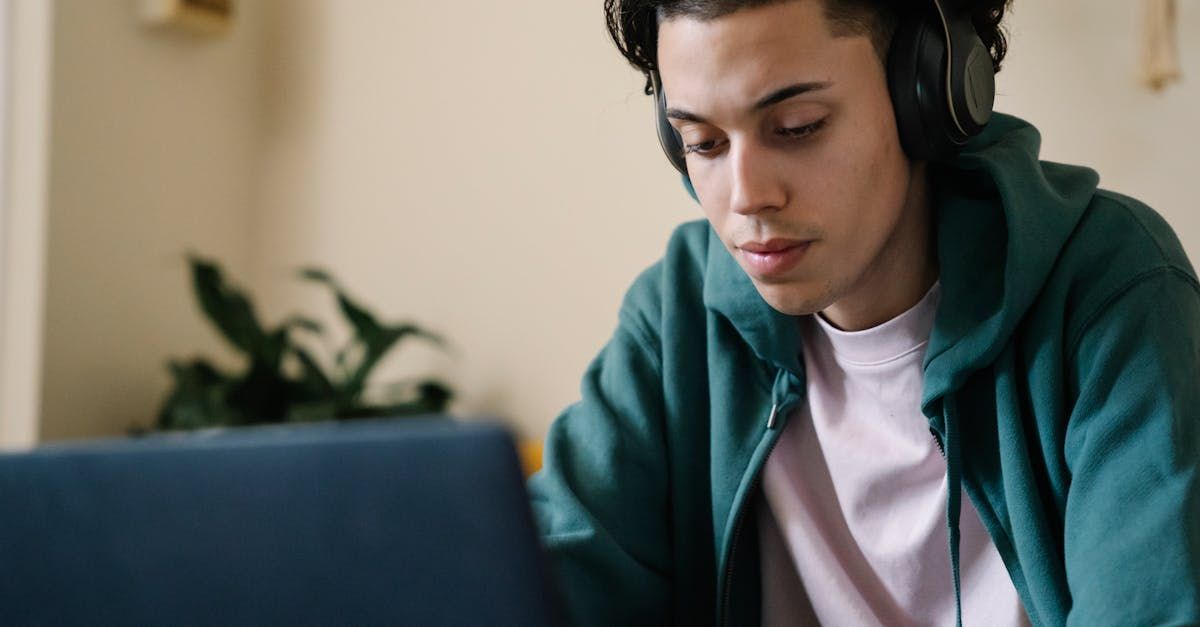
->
[[738, 239, 812, 277]]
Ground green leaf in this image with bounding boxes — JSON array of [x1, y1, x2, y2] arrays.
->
[[339, 325, 445, 404], [338, 293, 383, 347], [226, 363, 293, 425], [340, 379, 453, 421], [260, 328, 289, 372], [415, 380, 453, 409], [297, 267, 334, 284], [302, 266, 449, 403], [281, 315, 324, 335], [157, 358, 242, 430], [190, 256, 268, 360], [341, 380, 452, 420], [338, 401, 428, 420], [299, 267, 385, 349], [292, 346, 335, 400], [286, 401, 338, 423]]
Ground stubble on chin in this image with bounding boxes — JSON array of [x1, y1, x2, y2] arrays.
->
[[752, 277, 839, 317]]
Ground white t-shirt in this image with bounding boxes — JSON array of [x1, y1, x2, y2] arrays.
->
[[758, 281, 1029, 626]]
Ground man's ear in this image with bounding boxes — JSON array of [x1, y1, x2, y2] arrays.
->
[[682, 174, 699, 203]]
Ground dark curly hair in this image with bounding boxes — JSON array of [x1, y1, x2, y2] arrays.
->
[[604, 0, 1013, 95]]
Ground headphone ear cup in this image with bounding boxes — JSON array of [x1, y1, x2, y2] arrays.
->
[[652, 72, 689, 175], [949, 34, 995, 135], [889, 10, 979, 161], [888, 14, 936, 161]]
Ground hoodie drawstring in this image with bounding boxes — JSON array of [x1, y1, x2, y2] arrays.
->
[[768, 368, 802, 430], [945, 396, 964, 627]]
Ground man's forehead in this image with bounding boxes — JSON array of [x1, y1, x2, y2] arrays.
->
[[655, 2, 851, 108]]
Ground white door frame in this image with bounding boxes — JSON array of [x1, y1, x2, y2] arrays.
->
[[0, 0, 52, 450]]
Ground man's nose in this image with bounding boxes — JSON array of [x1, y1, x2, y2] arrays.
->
[[728, 141, 786, 216]]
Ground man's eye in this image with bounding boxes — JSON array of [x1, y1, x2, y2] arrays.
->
[[775, 119, 827, 139], [683, 139, 725, 155]]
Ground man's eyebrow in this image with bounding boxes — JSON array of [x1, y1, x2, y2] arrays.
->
[[754, 81, 833, 110], [664, 81, 834, 124]]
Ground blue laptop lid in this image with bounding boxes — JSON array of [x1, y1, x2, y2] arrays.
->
[[0, 418, 562, 627]]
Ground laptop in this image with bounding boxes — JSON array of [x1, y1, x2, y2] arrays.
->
[[0, 417, 563, 626]]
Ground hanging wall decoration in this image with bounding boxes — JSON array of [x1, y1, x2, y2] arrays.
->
[[1142, 0, 1182, 91], [141, 0, 234, 37]]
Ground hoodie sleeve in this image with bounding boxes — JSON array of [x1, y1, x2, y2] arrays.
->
[[526, 274, 673, 626], [1063, 266, 1200, 625]]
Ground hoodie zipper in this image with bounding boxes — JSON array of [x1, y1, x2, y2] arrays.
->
[[719, 401, 789, 627], [932, 404, 964, 627]]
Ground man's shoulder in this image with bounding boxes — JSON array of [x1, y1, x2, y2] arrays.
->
[[1056, 189, 1197, 292], [1047, 189, 1199, 352], [1084, 190, 1194, 275]]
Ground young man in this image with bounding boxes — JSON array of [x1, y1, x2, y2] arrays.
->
[[529, 0, 1200, 625]]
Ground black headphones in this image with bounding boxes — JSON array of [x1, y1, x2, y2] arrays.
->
[[651, 0, 996, 175]]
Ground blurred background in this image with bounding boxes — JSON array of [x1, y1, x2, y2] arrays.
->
[[0, 0, 1196, 448]]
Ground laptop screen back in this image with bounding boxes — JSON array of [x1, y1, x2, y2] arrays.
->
[[0, 418, 561, 626]]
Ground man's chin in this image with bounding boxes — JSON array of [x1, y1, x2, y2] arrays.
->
[[751, 280, 833, 317]]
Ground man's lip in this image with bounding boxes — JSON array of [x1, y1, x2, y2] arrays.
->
[[739, 239, 811, 253]]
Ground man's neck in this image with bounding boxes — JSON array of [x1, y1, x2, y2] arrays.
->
[[819, 162, 938, 332]]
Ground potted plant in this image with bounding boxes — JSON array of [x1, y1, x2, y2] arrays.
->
[[156, 256, 452, 430]]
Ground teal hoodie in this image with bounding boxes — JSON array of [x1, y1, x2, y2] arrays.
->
[[528, 113, 1200, 626]]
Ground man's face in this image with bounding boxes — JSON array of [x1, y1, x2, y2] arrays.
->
[[657, 0, 928, 323]]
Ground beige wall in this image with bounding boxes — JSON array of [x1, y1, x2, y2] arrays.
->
[[36, 0, 1199, 441], [39, 0, 264, 440]]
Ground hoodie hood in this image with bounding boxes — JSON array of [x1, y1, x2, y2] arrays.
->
[[921, 113, 1099, 413], [699, 113, 1100, 413]]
